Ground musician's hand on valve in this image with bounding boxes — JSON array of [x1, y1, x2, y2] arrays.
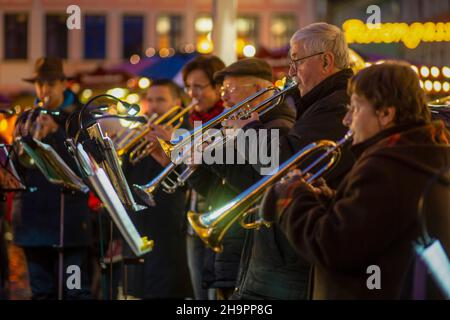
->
[[145, 134, 171, 167], [310, 177, 335, 199], [221, 112, 259, 130], [148, 123, 174, 141], [259, 169, 313, 223], [34, 114, 58, 140]]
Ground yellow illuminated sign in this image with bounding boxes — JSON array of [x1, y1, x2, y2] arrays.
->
[[343, 19, 450, 49]]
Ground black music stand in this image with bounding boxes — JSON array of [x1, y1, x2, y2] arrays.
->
[[19, 138, 89, 300], [74, 143, 153, 258], [76, 143, 153, 299]]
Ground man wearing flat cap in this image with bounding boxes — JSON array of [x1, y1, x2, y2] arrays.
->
[[185, 57, 296, 299], [12, 57, 92, 299]]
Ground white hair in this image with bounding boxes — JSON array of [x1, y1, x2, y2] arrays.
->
[[290, 22, 350, 69]]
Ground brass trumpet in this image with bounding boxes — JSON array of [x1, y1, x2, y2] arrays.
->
[[157, 81, 296, 161], [132, 80, 298, 206], [187, 131, 353, 253], [116, 101, 196, 165]]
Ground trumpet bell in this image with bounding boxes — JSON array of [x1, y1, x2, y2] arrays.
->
[[132, 184, 156, 207], [187, 210, 223, 253]]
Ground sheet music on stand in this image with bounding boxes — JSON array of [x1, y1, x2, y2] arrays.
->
[[75, 143, 153, 257], [19, 138, 88, 193], [0, 143, 27, 191]]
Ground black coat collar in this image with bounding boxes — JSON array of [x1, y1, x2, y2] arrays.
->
[[297, 68, 354, 117]]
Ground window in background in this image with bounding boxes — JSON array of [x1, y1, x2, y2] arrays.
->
[[123, 15, 144, 59], [270, 14, 296, 50], [84, 15, 106, 59], [236, 16, 259, 47], [156, 14, 183, 50], [4, 13, 28, 59], [46, 14, 68, 58]]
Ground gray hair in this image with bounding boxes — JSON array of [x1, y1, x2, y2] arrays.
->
[[290, 22, 350, 69]]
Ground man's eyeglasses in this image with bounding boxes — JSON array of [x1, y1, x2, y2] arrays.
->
[[288, 51, 324, 71], [184, 83, 211, 94], [220, 84, 256, 97]]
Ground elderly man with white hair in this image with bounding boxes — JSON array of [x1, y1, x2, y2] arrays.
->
[[222, 22, 356, 300]]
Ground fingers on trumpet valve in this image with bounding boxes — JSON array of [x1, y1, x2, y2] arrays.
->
[[279, 169, 304, 184], [279, 170, 330, 196]]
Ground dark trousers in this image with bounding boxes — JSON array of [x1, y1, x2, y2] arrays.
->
[[23, 246, 91, 300], [186, 234, 209, 300]]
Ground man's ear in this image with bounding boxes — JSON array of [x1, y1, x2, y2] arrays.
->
[[379, 106, 396, 127], [322, 52, 334, 72]]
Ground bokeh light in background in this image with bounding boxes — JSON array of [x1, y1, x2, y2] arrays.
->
[[145, 47, 156, 57], [138, 77, 150, 89], [125, 93, 140, 104], [443, 82, 450, 92], [433, 81, 442, 92], [430, 66, 440, 78], [420, 66, 430, 78], [243, 44, 256, 57], [0, 119, 8, 132], [130, 54, 140, 64], [443, 67, 450, 78], [107, 88, 128, 99]]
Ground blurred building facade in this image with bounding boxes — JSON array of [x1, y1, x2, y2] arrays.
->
[[0, 0, 322, 94]]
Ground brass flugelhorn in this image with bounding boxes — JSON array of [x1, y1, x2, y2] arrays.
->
[[132, 80, 298, 206], [116, 100, 196, 165], [157, 81, 296, 162], [187, 131, 353, 253]]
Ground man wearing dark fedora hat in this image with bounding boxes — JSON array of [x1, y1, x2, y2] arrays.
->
[[12, 57, 93, 300]]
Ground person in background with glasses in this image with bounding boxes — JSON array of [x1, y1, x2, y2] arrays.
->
[[180, 55, 226, 300], [183, 56, 225, 126], [262, 61, 450, 300], [210, 23, 355, 300]]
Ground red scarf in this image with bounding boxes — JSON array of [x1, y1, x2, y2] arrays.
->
[[189, 100, 224, 126]]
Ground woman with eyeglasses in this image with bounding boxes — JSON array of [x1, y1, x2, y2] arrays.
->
[[180, 55, 226, 300], [182, 55, 225, 126]]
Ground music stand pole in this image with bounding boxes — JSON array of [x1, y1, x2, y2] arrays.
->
[[57, 189, 65, 300]]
